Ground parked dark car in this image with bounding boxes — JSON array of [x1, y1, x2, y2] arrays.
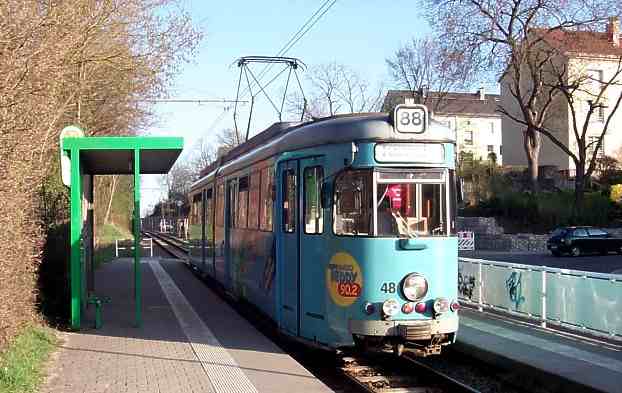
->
[[547, 226, 622, 257]]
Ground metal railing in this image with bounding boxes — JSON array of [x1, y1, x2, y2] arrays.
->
[[459, 257, 622, 342], [115, 238, 153, 258]]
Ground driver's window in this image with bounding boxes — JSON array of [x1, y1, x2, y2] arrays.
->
[[333, 170, 372, 236]]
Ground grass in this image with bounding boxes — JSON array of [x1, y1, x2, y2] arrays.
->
[[94, 223, 133, 267], [0, 326, 57, 393]]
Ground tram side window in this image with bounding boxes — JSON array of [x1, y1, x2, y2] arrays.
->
[[304, 166, 323, 234], [248, 172, 260, 229], [191, 192, 202, 225], [228, 180, 237, 228], [238, 176, 249, 229], [205, 188, 213, 242], [282, 169, 296, 233], [216, 183, 224, 227], [334, 170, 372, 236], [260, 167, 273, 231]]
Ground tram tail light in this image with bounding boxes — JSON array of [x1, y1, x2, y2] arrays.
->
[[450, 301, 461, 312], [414, 302, 427, 313], [402, 302, 414, 314]]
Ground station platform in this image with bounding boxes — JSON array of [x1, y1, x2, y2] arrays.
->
[[455, 309, 622, 393], [43, 258, 332, 393]]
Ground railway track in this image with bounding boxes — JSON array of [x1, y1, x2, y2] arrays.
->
[[340, 351, 480, 393], [150, 231, 483, 393], [143, 231, 188, 259]]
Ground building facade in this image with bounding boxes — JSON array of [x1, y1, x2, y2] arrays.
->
[[501, 17, 622, 174], [383, 89, 503, 164]]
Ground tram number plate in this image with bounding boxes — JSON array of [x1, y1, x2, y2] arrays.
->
[[394, 105, 427, 134], [380, 282, 396, 294], [338, 282, 360, 297]]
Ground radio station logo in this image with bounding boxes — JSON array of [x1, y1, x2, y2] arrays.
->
[[326, 252, 363, 307]]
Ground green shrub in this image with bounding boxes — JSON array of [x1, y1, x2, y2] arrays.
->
[[610, 184, 622, 203], [464, 190, 614, 232]]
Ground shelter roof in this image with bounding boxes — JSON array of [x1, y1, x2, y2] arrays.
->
[[61, 136, 183, 175]]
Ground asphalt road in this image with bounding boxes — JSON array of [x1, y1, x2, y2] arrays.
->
[[460, 250, 622, 274]]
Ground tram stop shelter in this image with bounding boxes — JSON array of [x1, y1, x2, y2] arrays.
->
[[60, 126, 183, 330]]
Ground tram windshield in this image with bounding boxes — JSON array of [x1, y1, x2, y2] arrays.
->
[[333, 169, 451, 237]]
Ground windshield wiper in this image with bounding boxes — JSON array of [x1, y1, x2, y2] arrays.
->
[[391, 211, 418, 238]]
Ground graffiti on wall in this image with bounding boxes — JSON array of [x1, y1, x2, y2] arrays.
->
[[458, 270, 476, 300], [505, 271, 525, 309]]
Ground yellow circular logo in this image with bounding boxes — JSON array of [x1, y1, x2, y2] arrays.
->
[[326, 252, 363, 307]]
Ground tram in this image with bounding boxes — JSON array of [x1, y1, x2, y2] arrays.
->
[[187, 104, 459, 356]]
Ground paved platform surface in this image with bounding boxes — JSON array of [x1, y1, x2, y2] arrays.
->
[[455, 309, 622, 393], [43, 258, 332, 393]]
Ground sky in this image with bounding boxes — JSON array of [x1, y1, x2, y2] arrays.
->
[[140, 0, 475, 215]]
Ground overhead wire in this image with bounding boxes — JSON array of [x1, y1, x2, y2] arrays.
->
[[209, 0, 339, 141], [238, 0, 338, 100]]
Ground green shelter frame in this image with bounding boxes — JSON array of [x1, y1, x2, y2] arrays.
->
[[61, 127, 183, 329]]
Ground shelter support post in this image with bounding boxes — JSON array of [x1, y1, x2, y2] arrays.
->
[[134, 149, 141, 327], [70, 148, 82, 330]]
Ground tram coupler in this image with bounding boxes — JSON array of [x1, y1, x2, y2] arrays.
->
[[87, 296, 110, 329]]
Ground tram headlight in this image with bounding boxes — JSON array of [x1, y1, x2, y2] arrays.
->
[[402, 273, 428, 301], [382, 299, 400, 317]]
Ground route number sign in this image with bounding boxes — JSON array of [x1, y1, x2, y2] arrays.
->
[[393, 104, 428, 134]]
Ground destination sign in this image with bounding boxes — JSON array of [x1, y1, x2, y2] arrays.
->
[[375, 143, 445, 164]]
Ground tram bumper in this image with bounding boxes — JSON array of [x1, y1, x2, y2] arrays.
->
[[349, 317, 458, 340]]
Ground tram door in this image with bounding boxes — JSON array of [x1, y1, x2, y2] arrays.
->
[[278, 157, 326, 339], [277, 160, 299, 335], [298, 157, 326, 342]]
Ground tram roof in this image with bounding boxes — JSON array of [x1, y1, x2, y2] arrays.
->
[[61, 136, 184, 175], [192, 112, 454, 190]]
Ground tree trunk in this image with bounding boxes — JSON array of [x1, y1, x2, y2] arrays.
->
[[574, 165, 586, 220], [523, 127, 541, 192], [104, 175, 117, 225]]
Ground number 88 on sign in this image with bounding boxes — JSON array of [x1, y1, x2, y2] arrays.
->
[[393, 104, 428, 134]]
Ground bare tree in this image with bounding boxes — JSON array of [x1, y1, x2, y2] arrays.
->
[[502, 48, 622, 212], [385, 37, 471, 111], [423, 0, 621, 192], [0, 0, 202, 348], [288, 62, 383, 120]]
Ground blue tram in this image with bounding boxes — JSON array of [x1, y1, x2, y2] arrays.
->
[[187, 104, 459, 356]]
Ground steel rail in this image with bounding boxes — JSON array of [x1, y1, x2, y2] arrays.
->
[[340, 351, 481, 393]]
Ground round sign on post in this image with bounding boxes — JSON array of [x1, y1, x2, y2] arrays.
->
[[59, 125, 84, 187]]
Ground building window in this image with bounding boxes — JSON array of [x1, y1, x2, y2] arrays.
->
[[464, 130, 473, 145], [597, 105, 605, 122], [490, 122, 495, 135], [487, 145, 494, 153], [586, 69, 604, 92], [500, 145, 503, 155], [587, 136, 604, 159]]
